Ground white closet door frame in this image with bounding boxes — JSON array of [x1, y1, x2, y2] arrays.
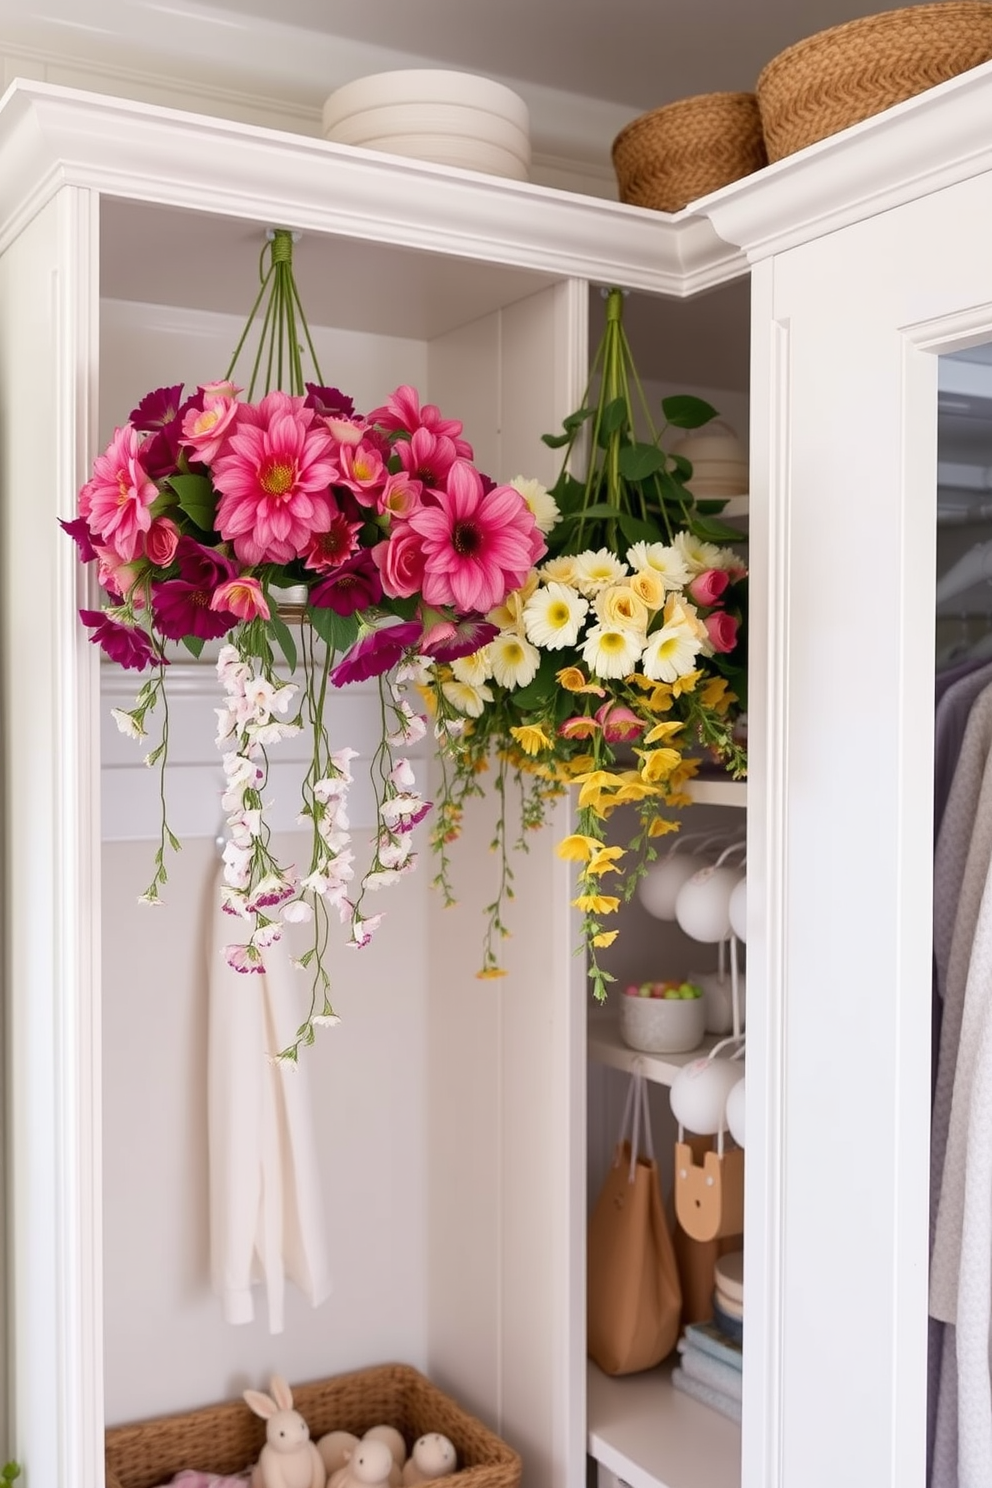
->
[[739, 172, 992, 1488]]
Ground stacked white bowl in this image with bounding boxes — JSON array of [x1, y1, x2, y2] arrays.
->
[[322, 70, 531, 181]]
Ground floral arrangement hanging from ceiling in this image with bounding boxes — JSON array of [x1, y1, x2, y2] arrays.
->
[[64, 231, 747, 1053], [423, 287, 747, 1002]]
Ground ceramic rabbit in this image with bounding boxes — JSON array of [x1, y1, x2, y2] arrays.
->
[[244, 1375, 327, 1488], [328, 1438, 395, 1488], [401, 1434, 457, 1485]]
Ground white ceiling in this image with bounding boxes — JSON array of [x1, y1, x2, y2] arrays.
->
[[180, 0, 929, 114]]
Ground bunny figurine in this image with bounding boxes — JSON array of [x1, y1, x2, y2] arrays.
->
[[317, 1432, 361, 1477], [244, 1375, 327, 1488], [401, 1434, 457, 1485]]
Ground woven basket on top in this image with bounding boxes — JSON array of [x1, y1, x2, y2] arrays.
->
[[104, 1362, 522, 1488], [612, 91, 767, 213], [757, 1, 992, 162]]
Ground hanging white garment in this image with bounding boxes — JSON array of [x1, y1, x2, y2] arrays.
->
[[207, 862, 333, 1332]]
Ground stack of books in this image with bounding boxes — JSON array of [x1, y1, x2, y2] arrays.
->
[[671, 1317, 743, 1424]]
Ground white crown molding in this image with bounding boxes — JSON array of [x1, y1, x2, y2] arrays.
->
[[699, 59, 992, 262], [0, 80, 746, 296]]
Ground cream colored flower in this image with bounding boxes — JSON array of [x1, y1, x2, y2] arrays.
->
[[488, 569, 538, 633], [581, 623, 643, 679], [573, 547, 630, 596], [628, 568, 667, 610], [672, 529, 724, 576], [664, 591, 709, 642], [489, 631, 541, 689], [510, 475, 560, 534], [540, 554, 581, 586], [451, 646, 493, 687], [524, 581, 589, 649], [594, 583, 649, 633], [441, 679, 494, 718], [626, 540, 691, 591], [641, 620, 702, 682]]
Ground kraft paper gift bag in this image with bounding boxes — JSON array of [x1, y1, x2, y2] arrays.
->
[[673, 1135, 743, 1325], [587, 1073, 682, 1376]]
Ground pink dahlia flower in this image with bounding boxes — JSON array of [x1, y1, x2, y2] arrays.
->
[[79, 425, 158, 562], [180, 395, 240, 464], [408, 461, 546, 615], [211, 576, 271, 622], [212, 391, 339, 565], [302, 508, 363, 572], [395, 426, 459, 492], [367, 384, 474, 460]]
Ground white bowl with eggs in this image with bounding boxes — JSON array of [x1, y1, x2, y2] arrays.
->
[[619, 982, 707, 1055]]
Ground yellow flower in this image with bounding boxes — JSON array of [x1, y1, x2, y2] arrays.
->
[[476, 967, 508, 981], [572, 893, 621, 914], [625, 673, 655, 692], [700, 676, 736, 713], [556, 834, 601, 862], [628, 569, 667, 610], [573, 769, 620, 809], [637, 747, 682, 783], [648, 816, 681, 837], [557, 665, 606, 695], [613, 779, 665, 803], [671, 670, 701, 697], [488, 570, 539, 633], [595, 583, 649, 632], [591, 930, 619, 948], [586, 846, 625, 876], [510, 723, 553, 756], [644, 720, 685, 745]]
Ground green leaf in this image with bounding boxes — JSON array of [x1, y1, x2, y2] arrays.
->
[[669, 453, 694, 481], [618, 442, 666, 480], [507, 653, 561, 713], [166, 472, 217, 532], [388, 593, 420, 621], [548, 473, 588, 515], [563, 406, 597, 431], [599, 397, 628, 436], [617, 512, 664, 546], [690, 514, 746, 543], [661, 394, 719, 429], [555, 502, 623, 526], [181, 634, 205, 659], [657, 469, 693, 507], [541, 431, 572, 449], [267, 613, 298, 674], [306, 605, 361, 655]]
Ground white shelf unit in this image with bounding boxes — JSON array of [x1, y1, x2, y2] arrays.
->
[[588, 1361, 740, 1488], [588, 1013, 729, 1084]]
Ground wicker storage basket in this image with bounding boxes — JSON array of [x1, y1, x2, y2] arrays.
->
[[104, 1363, 522, 1488], [757, 2, 992, 162], [611, 91, 767, 213]]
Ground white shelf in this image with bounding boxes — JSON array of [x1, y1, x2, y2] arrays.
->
[[684, 777, 746, 808], [587, 1360, 740, 1488], [587, 1013, 724, 1087]]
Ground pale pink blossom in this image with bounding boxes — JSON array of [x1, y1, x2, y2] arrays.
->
[[224, 943, 265, 974], [376, 471, 423, 519], [688, 567, 731, 607], [368, 384, 474, 459], [373, 524, 428, 599], [281, 899, 314, 924], [144, 517, 181, 567], [79, 425, 157, 561], [94, 545, 143, 598], [337, 441, 386, 501], [181, 396, 240, 464], [347, 910, 383, 948]]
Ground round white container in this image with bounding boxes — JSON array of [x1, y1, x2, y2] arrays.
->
[[619, 992, 707, 1055], [671, 420, 748, 499], [322, 70, 531, 180]]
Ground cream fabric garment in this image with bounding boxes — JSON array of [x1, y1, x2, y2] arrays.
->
[[208, 864, 332, 1332]]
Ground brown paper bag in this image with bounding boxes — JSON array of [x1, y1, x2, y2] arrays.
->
[[673, 1136, 743, 1325], [587, 1074, 682, 1376]]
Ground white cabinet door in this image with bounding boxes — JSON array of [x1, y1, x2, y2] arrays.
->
[[737, 165, 992, 1488]]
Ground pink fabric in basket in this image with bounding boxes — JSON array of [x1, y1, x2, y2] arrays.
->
[[157, 1473, 252, 1488]]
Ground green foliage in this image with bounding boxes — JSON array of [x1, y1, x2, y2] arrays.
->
[[166, 471, 216, 533], [305, 604, 360, 656]]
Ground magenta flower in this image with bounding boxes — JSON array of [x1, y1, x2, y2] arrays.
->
[[688, 567, 731, 607], [302, 508, 363, 572], [408, 461, 545, 614], [79, 609, 159, 670], [129, 384, 199, 479], [310, 552, 383, 616], [212, 391, 340, 565], [367, 384, 474, 459], [373, 524, 427, 600], [420, 616, 498, 662], [304, 384, 355, 420], [395, 426, 459, 492], [704, 611, 740, 654], [129, 384, 185, 431], [595, 701, 646, 742], [330, 621, 424, 686], [60, 516, 98, 564], [151, 536, 239, 641], [78, 425, 158, 562], [211, 576, 271, 622]]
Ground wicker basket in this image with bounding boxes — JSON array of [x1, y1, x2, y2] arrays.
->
[[611, 91, 767, 213], [105, 1363, 522, 1488], [757, 2, 992, 162]]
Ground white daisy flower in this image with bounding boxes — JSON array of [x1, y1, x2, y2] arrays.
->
[[641, 620, 703, 682], [523, 581, 589, 650], [573, 547, 630, 596], [540, 554, 582, 586], [441, 679, 494, 718], [111, 707, 145, 741], [451, 646, 493, 686], [581, 623, 643, 680], [510, 475, 561, 534], [672, 530, 724, 576], [489, 631, 541, 689], [626, 540, 692, 591]]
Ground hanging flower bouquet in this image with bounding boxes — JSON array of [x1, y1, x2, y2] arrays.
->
[[63, 229, 546, 1057], [425, 288, 747, 1001]]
